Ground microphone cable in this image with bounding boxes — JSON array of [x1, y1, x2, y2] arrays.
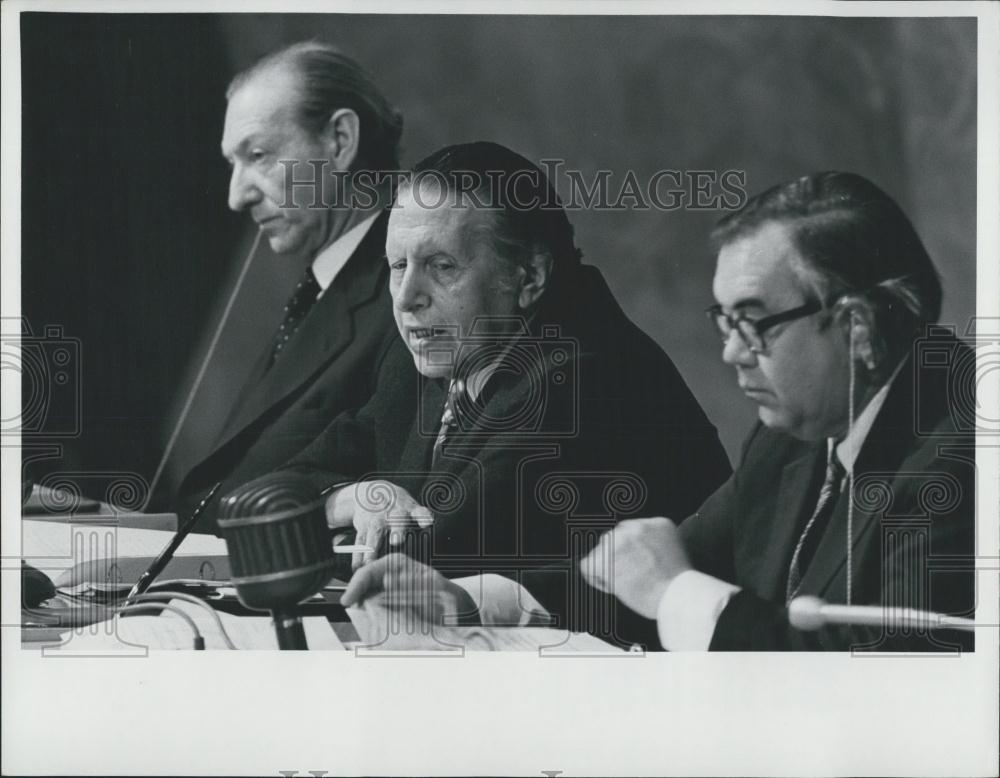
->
[[124, 591, 237, 650], [143, 229, 264, 512], [116, 602, 205, 650]]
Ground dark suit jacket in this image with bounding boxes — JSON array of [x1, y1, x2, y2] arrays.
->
[[681, 330, 976, 651], [281, 265, 732, 616], [174, 211, 396, 531]]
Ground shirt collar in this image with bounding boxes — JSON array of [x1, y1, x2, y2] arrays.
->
[[310, 212, 381, 295], [832, 359, 906, 472]]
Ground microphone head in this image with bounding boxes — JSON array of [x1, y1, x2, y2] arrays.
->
[[787, 595, 826, 631], [217, 473, 336, 612]]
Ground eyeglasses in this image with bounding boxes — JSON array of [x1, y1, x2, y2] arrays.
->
[[705, 299, 822, 353]]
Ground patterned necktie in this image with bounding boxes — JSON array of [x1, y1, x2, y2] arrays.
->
[[786, 449, 846, 603], [270, 267, 320, 365], [432, 378, 466, 466]]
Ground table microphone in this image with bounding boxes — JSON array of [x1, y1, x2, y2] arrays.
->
[[788, 595, 976, 633], [217, 473, 337, 650]]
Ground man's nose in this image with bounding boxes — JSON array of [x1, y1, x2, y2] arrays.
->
[[228, 164, 262, 212], [720, 328, 757, 367], [393, 265, 429, 313]]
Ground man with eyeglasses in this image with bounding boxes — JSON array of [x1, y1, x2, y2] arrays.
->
[[345, 171, 976, 652], [579, 171, 976, 651]]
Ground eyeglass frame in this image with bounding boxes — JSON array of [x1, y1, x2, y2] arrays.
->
[[705, 299, 823, 354]]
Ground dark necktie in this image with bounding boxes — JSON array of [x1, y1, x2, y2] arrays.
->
[[786, 449, 846, 603], [270, 267, 320, 365], [432, 378, 466, 467]]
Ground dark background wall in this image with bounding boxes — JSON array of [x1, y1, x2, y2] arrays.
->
[[19, 14, 977, 505]]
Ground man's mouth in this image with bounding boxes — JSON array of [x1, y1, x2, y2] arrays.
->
[[407, 326, 458, 343], [738, 382, 771, 397], [741, 389, 775, 407]]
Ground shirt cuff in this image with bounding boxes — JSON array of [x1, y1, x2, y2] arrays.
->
[[656, 570, 741, 651], [453, 574, 550, 627]]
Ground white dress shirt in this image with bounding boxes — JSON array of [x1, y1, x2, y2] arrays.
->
[[311, 211, 381, 298], [656, 363, 903, 650]]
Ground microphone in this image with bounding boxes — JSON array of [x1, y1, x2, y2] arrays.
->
[[788, 595, 975, 633], [217, 473, 337, 650]]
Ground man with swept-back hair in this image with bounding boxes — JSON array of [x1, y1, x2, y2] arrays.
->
[[579, 171, 976, 651], [171, 41, 401, 529]]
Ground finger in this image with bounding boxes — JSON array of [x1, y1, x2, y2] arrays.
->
[[381, 552, 411, 592], [341, 556, 392, 607], [325, 487, 355, 529], [581, 533, 613, 592], [410, 505, 434, 529], [386, 510, 407, 548], [580, 548, 607, 591], [391, 485, 419, 513], [366, 523, 387, 566], [352, 525, 369, 571]]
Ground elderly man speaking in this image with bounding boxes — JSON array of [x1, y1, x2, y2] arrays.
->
[[274, 142, 730, 639]]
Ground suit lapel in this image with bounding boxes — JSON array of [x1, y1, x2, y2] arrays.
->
[[228, 276, 355, 433], [797, 356, 920, 599], [209, 211, 389, 457], [399, 377, 446, 474], [452, 362, 524, 452], [411, 366, 521, 476], [795, 484, 877, 599], [755, 445, 826, 601]]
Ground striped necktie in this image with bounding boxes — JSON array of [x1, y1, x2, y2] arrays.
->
[[786, 449, 846, 604], [432, 378, 466, 467]]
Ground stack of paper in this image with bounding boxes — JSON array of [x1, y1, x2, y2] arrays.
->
[[30, 598, 343, 652], [346, 602, 624, 653]]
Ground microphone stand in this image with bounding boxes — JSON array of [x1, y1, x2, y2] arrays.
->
[[271, 608, 308, 650]]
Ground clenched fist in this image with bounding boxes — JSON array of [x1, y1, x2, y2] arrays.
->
[[580, 517, 692, 619]]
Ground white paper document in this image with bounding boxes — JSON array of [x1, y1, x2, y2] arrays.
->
[[28, 598, 343, 652]]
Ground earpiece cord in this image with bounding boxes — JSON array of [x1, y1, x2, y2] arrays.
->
[[846, 313, 856, 606], [143, 230, 264, 512]]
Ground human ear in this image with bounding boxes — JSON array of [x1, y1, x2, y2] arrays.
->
[[517, 251, 554, 309], [322, 108, 360, 171], [836, 300, 878, 371]]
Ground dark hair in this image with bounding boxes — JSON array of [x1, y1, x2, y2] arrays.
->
[[712, 171, 942, 365], [403, 141, 582, 281], [227, 40, 403, 172]]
